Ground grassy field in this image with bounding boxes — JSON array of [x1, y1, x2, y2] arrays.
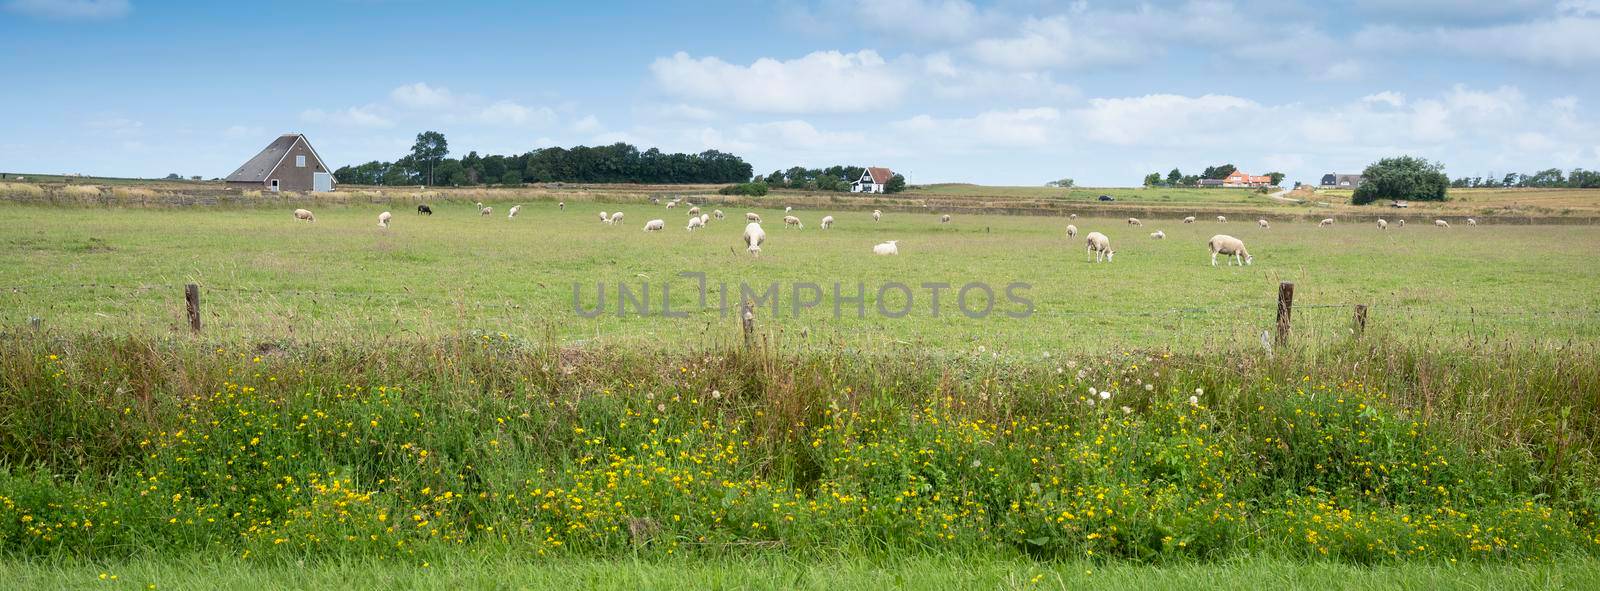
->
[[905, 184, 1276, 204], [1, 200, 1596, 351]]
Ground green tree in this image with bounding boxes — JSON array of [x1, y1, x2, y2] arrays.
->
[[1143, 172, 1162, 187], [1352, 156, 1449, 205], [1267, 172, 1285, 186], [884, 173, 906, 193], [1166, 168, 1183, 185], [1045, 178, 1075, 188], [410, 131, 449, 185]]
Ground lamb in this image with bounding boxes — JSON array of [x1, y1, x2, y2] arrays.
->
[[609, 211, 623, 225], [1127, 217, 1143, 226], [558, 202, 565, 210], [293, 208, 315, 223], [1398, 219, 1406, 228], [1435, 219, 1450, 228], [1377, 219, 1388, 230], [478, 203, 492, 216], [645, 219, 665, 232], [873, 240, 899, 255], [1216, 215, 1227, 223], [743, 222, 766, 256], [1207, 234, 1253, 266], [1467, 218, 1478, 226], [686, 216, 704, 231], [665, 200, 677, 209], [1318, 218, 1334, 227], [416, 204, 433, 215], [378, 211, 392, 228], [820, 215, 834, 229], [746, 212, 762, 222], [1066, 224, 1078, 238], [508, 205, 522, 219], [600, 211, 611, 225], [1069, 213, 1078, 219], [940, 214, 951, 224], [1150, 230, 1165, 239], [783, 215, 803, 229], [1183, 216, 1196, 224], [699, 214, 710, 226], [714, 209, 725, 220], [688, 206, 701, 216], [1258, 219, 1270, 229], [873, 210, 882, 222], [1085, 232, 1114, 263], [784, 206, 793, 213]]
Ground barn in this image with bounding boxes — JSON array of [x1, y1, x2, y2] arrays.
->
[[225, 133, 334, 192], [851, 167, 893, 193]]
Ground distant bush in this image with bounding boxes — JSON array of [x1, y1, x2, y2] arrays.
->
[[1353, 156, 1449, 205], [719, 182, 769, 197]]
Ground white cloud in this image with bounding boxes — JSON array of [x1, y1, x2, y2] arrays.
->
[[1362, 91, 1406, 108], [389, 82, 457, 109], [650, 50, 907, 113], [853, 0, 991, 41], [1076, 94, 1263, 146], [571, 115, 602, 134], [969, 15, 1139, 70], [1355, 16, 1600, 68], [476, 100, 555, 126], [892, 108, 1061, 148], [736, 120, 867, 150], [299, 105, 394, 129], [4, 0, 128, 20]]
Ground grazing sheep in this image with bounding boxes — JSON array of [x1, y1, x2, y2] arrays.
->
[[1258, 219, 1270, 229], [665, 200, 677, 209], [508, 205, 522, 219], [714, 209, 725, 220], [746, 212, 762, 222], [1398, 219, 1406, 227], [1318, 218, 1334, 227], [1150, 230, 1165, 239], [650, 197, 660, 204], [1435, 219, 1450, 228], [479, 203, 492, 216], [873, 210, 882, 222], [416, 204, 433, 215], [1216, 215, 1227, 223], [686, 216, 704, 231], [1085, 232, 1114, 263], [699, 214, 710, 225], [1467, 218, 1478, 226], [609, 211, 623, 225], [1066, 224, 1078, 238], [783, 215, 803, 229], [645, 219, 665, 232], [873, 240, 899, 255], [821, 215, 834, 229], [1183, 216, 1196, 224], [940, 214, 951, 224], [1207, 234, 1253, 266], [600, 211, 611, 225], [1377, 219, 1389, 229], [1069, 213, 1078, 220], [293, 208, 315, 223], [743, 222, 766, 256], [688, 206, 701, 216], [558, 202, 565, 210], [784, 206, 793, 213], [378, 211, 392, 228], [1127, 217, 1143, 226]]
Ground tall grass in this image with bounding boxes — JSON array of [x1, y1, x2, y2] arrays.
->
[[0, 330, 1595, 564]]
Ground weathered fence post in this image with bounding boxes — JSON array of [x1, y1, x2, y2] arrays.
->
[[1275, 282, 1294, 347], [185, 283, 201, 333], [1353, 304, 1368, 336], [741, 300, 755, 349]]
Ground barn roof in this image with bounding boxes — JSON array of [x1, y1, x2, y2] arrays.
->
[[865, 167, 893, 184], [226, 134, 319, 183]]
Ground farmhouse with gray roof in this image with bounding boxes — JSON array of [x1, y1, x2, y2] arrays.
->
[[225, 133, 334, 192]]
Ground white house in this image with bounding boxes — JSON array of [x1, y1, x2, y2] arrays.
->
[[851, 167, 893, 193]]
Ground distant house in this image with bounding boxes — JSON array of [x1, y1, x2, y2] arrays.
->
[[1320, 173, 1364, 189], [1222, 170, 1274, 188], [851, 167, 893, 193], [225, 133, 333, 193], [1196, 179, 1224, 187]]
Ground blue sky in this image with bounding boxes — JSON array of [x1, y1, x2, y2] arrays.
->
[[2, 0, 1597, 186]]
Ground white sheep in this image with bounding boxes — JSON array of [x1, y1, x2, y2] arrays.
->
[[1377, 219, 1388, 230], [1258, 219, 1270, 229], [784, 206, 793, 213], [1398, 219, 1406, 228], [1066, 224, 1078, 238], [1069, 213, 1078, 219], [1127, 217, 1143, 226], [1216, 215, 1227, 223], [1207, 234, 1253, 266], [479, 204, 492, 216], [610, 211, 623, 225], [378, 211, 392, 228], [872, 210, 882, 222], [940, 214, 951, 224], [1183, 216, 1196, 224], [714, 209, 725, 220], [783, 215, 803, 229], [1150, 230, 1165, 239], [1318, 218, 1334, 227], [645, 219, 665, 232], [873, 240, 899, 255], [600, 211, 611, 225], [1435, 219, 1450, 228], [688, 206, 701, 216], [821, 215, 834, 229], [558, 201, 565, 210], [746, 212, 762, 222], [665, 200, 677, 209], [1085, 232, 1114, 263], [293, 208, 315, 223], [508, 205, 522, 219], [1467, 218, 1478, 226], [743, 222, 766, 256], [686, 216, 704, 231], [699, 213, 710, 226]]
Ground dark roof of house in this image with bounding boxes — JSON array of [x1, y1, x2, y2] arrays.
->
[[226, 134, 308, 183], [864, 167, 893, 184]]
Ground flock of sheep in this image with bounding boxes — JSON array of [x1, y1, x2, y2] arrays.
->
[[289, 199, 1479, 266]]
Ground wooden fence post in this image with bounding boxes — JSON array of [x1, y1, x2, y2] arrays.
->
[[1275, 282, 1294, 347], [1353, 304, 1368, 336], [185, 283, 201, 333], [740, 300, 755, 349]]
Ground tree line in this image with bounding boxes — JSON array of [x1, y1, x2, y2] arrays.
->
[[333, 131, 755, 186], [758, 165, 905, 193], [1450, 168, 1600, 189], [1142, 164, 1283, 187]]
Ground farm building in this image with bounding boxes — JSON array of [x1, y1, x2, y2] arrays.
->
[[225, 133, 334, 193], [851, 167, 894, 193], [1221, 170, 1274, 188], [1196, 179, 1224, 187], [1320, 173, 1364, 188]]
